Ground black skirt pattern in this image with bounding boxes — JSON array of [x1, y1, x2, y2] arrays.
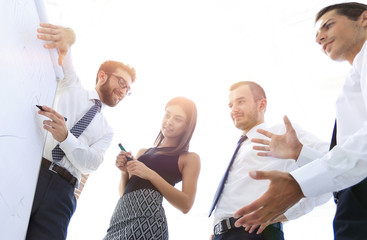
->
[[104, 189, 168, 240]]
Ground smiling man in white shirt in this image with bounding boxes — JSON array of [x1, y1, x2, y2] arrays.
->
[[233, 3, 367, 239], [208, 81, 330, 240]]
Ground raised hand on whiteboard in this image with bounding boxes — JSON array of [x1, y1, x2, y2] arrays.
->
[[37, 105, 68, 143], [37, 23, 76, 66]]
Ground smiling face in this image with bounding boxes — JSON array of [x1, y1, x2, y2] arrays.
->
[[96, 67, 133, 107], [161, 105, 188, 142], [229, 84, 266, 134], [315, 10, 367, 64]]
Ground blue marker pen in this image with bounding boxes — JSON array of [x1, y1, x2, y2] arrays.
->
[[118, 143, 133, 161]]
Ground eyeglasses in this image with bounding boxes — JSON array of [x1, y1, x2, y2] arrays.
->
[[105, 72, 131, 96]]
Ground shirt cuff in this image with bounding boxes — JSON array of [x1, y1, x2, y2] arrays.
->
[[284, 202, 303, 220], [291, 158, 334, 197], [296, 145, 325, 167], [59, 131, 79, 155]]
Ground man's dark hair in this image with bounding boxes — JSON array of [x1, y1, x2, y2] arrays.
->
[[316, 2, 367, 23]]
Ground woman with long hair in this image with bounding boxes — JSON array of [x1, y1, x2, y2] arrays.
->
[[104, 96, 200, 240]]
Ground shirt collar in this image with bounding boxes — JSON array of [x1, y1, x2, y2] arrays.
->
[[353, 39, 367, 67], [244, 122, 268, 140], [88, 89, 105, 111]]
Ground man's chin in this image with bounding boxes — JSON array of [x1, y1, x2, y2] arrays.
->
[[234, 122, 242, 129], [107, 102, 118, 107], [104, 99, 119, 107]]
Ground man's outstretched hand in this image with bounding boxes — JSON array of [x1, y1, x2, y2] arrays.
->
[[233, 170, 304, 228], [252, 115, 303, 160]]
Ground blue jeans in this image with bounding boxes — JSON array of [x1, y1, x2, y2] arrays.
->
[[26, 165, 77, 240], [213, 224, 284, 240]]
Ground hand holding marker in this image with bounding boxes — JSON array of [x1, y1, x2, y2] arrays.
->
[[118, 143, 133, 161], [36, 105, 67, 121]]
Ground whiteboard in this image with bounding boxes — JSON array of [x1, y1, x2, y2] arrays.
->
[[0, 0, 62, 239]]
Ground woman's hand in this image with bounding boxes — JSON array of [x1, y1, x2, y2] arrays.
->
[[115, 151, 133, 172], [126, 160, 155, 180]]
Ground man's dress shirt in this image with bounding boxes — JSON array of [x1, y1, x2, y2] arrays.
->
[[214, 123, 331, 225], [42, 53, 113, 185], [292, 40, 367, 197]]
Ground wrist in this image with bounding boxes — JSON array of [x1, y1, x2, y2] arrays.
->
[[148, 170, 158, 182], [61, 131, 69, 143], [288, 173, 305, 198], [292, 143, 303, 161], [65, 27, 76, 45], [56, 130, 68, 143]]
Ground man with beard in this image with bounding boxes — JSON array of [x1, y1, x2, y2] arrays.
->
[[26, 23, 136, 240]]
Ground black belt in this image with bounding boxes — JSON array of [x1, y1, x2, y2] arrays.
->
[[41, 158, 77, 187], [214, 217, 283, 236]]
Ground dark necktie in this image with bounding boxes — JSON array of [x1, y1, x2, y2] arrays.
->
[[330, 120, 339, 203], [51, 99, 102, 162], [208, 135, 248, 217], [330, 120, 337, 151]]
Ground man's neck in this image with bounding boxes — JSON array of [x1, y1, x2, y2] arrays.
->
[[242, 121, 265, 136], [349, 38, 367, 65]]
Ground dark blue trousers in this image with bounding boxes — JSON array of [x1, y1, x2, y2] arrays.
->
[[213, 224, 284, 240], [26, 165, 77, 240], [334, 177, 367, 240]]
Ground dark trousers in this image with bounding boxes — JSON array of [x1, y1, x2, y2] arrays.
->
[[333, 177, 367, 240], [26, 165, 77, 240], [213, 224, 284, 240]]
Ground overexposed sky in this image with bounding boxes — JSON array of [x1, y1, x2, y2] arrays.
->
[[43, 0, 354, 239]]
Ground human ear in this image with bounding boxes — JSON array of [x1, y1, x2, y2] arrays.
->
[[259, 98, 267, 112], [97, 71, 108, 85], [360, 10, 367, 28]]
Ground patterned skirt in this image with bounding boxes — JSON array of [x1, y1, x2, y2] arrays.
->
[[104, 189, 168, 240]]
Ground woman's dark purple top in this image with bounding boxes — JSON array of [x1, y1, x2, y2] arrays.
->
[[124, 147, 183, 195]]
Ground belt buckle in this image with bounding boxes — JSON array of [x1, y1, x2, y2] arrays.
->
[[214, 218, 230, 236], [49, 162, 58, 174], [214, 223, 224, 236]]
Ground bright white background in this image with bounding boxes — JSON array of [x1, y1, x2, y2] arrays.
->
[[44, 0, 354, 239]]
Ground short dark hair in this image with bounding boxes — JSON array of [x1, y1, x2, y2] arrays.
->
[[230, 81, 266, 102], [315, 2, 367, 23], [95, 60, 136, 84]]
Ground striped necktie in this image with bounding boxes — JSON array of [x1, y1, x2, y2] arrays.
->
[[51, 99, 102, 162], [208, 135, 248, 217]]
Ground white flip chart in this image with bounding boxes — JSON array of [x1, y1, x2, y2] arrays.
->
[[0, 0, 61, 238]]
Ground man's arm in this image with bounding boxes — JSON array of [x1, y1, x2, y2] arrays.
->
[[37, 23, 79, 89], [252, 115, 303, 160], [233, 170, 304, 227], [238, 117, 331, 229], [59, 124, 113, 174], [235, 112, 367, 227], [266, 120, 330, 166], [37, 23, 76, 66], [284, 191, 331, 220], [38, 103, 112, 175]]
